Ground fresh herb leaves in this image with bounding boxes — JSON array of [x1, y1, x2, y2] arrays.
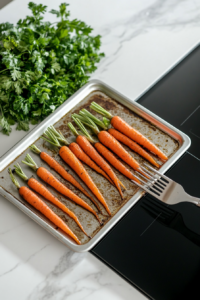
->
[[0, 2, 104, 135]]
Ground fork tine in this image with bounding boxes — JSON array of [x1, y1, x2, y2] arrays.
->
[[143, 163, 171, 182], [140, 167, 158, 178], [132, 181, 163, 199], [151, 185, 163, 194], [131, 174, 151, 186], [157, 179, 167, 187], [154, 181, 165, 190]]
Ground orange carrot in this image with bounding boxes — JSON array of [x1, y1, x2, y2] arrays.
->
[[76, 135, 124, 199], [20, 187, 81, 244], [69, 142, 113, 185], [111, 116, 168, 160], [37, 167, 101, 224], [68, 119, 126, 191], [9, 169, 81, 244], [22, 155, 102, 223], [59, 146, 111, 216], [14, 163, 89, 237], [28, 177, 89, 237], [94, 142, 141, 183], [30, 145, 100, 211], [108, 128, 160, 168], [98, 131, 146, 175], [90, 102, 168, 161]]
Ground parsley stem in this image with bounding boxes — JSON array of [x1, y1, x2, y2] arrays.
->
[[0, 69, 8, 74]]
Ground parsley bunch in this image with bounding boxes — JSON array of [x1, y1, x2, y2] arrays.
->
[[0, 2, 104, 135]]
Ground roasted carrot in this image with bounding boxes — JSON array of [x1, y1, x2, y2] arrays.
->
[[22, 154, 102, 224], [108, 128, 160, 168], [97, 131, 148, 177], [30, 145, 99, 210], [111, 116, 168, 160], [14, 164, 89, 237], [68, 120, 125, 194], [8, 169, 81, 245], [69, 142, 113, 185], [76, 135, 124, 199], [94, 142, 141, 183], [90, 102, 168, 161], [59, 146, 111, 216], [41, 127, 111, 216]]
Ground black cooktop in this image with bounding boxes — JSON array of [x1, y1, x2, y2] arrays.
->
[[91, 44, 200, 299]]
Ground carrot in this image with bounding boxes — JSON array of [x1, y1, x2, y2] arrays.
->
[[94, 142, 141, 183], [98, 131, 148, 177], [59, 146, 111, 216], [68, 120, 125, 195], [30, 145, 99, 211], [69, 142, 114, 185], [76, 135, 124, 199], [111, 116, 168, 160], [108, 128, 160, 168], [22, 155, 102, 224], [41, 126, 111, 216], [14, 164, 89, 237], [90, 102, 168, 161], [8, 169, 81, 245]]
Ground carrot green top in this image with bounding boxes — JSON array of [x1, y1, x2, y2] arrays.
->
[[70, 117, 95, 144], [22, 154, 39, 171], [8, 168, 21, 189], [14, 163, 29, 181], [90, 102, 113, 120]]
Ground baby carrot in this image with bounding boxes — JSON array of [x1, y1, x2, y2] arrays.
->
[[8, 169, 81, 245], [90, 102, 168, 161], [69, 142, 114, 185], [69, 120, 125, 196], [30, 144, 99, 210], [14, 164, 89, 237], [111, 116, 168, 161], [41, 126, 111, 216], [94, 142, 141, 183], [98, 131, 147, 176], [22, 155, 102, 224], [59, 146, 111, 216], [76, 135, 124, 199], [108, 128, 160, 168]]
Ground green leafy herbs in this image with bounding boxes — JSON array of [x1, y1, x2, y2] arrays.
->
[[0, 2, 105, 135]]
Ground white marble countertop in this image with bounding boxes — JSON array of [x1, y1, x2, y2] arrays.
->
[[0, 1, 200, 299]]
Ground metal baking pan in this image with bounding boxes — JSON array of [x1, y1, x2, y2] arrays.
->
[[0, 80, 191, 252]]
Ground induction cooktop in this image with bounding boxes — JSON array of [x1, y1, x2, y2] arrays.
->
[[91, 44, 200, 300]]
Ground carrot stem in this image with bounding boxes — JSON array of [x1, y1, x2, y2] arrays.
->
[[90, 102, 113, 119], [41, 128, 61, 147], [72, 113, 100, 134], [22, 154, 38, 171], [72, 116, 95, 143], [79, 109, 107, 129], [8, 168, 20, 189], [14, 163, 29, 181], [30, 144, 41, 155], [48, 125, 69, 145], [68, 122, 79, 137]]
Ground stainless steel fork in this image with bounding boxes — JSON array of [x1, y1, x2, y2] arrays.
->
[[133, 163, 200, 206]]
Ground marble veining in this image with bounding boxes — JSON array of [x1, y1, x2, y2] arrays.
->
[[0, 0, 200, 299]]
